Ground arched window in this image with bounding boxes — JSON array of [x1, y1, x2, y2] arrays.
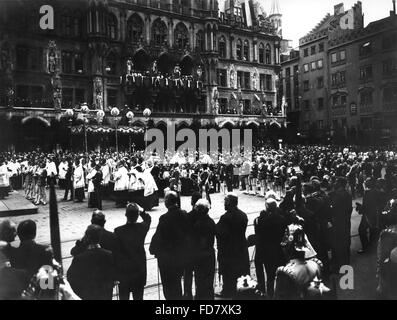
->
[[174, 22, 189, 50], [259, 43, 265, 64], [243, 40, 250, 61], [105, 52, 117, 75], [127, 14, 144, 43], [236, 39, 242, 60], [265, 44, 271, 64], [107, 13, 118, 40], [219, 36, 226, 58], [152, 19, 168, 46], [181, 55, 194, 75], [196, 30, 204, 51]]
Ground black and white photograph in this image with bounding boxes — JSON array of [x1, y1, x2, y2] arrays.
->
[[0, 0, 397, 306]]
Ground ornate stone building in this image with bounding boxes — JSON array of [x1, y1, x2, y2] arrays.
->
[[0, 0, 284, 151]]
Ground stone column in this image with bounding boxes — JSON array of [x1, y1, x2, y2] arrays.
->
[[145, 15, 151, 44]]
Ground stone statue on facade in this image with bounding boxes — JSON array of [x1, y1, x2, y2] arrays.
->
[[212, 87, 219, 114], [127, 58, 133, 76], [94, 77, 103, 110]]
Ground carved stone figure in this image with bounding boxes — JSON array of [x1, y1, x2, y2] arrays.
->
[[94, 77, 103, 110], [127, 58, 133, 75]]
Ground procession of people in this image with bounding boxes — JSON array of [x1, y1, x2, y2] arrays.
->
[[1, 143, 397, 300]]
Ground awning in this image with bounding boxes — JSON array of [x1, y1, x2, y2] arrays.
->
[[254, 94, 261, 102], [231, 92, 237, 100]]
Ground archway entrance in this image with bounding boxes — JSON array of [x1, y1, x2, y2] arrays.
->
[[18, 117, 52, 151]]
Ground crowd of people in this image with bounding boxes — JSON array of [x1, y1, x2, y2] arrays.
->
[[1, 144, 397, 300]]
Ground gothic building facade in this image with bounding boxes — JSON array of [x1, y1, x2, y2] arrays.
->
[[0, 0, 284, 151]]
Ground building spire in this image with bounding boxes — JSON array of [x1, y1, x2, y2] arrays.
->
[[270, 0, 281, 16]]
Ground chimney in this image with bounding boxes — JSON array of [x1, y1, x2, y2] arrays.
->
[[393, 0, 396, 15], [334, 3, 345, 16]]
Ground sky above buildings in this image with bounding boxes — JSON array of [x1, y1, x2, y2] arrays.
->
[[219, 0, 394, 47]]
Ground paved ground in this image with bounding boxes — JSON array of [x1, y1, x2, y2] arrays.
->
[[0, 189, 378, 300]]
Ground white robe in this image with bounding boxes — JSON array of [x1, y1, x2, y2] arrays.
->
[[73, 165, 85, 189], [58, 162, 68, 180], [114, 166, 129, 191], [101, 164, 111, 186], [86, 168, 97, 193], [142, 169, 158, 197], [0, 164, 10, 187]]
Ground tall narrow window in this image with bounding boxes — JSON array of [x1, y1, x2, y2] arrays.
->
[[236, 39, 242, 60], [243, 40, 249, 61], [152, 19, 168, 46], [196, 31, 204, 51], [219, 36, 226, 58], [174, 22, 189, 50], [265, 44, 271, 64], [107, 13, 118, 40], [127, 14, 144, 43], [259, 43, 265, 64]]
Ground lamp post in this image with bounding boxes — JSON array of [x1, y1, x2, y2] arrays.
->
[[96, 110, 105, 152], [126, 111, 134, 154], [81, 103, 90, 155], [65, 108, 74, 151], [111, 107, 121, 154], [143, 108, 152, 151]]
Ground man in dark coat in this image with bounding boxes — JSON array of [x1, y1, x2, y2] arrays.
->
[[11, 220, 53, 279], [358, 178, 381, 253], [92, 164, 103, 210], [216, 193, 250, 298], [71, 211, 116, 256], [67, 225, 114, 300], [63, 159, 74, 201], [184, 191, 202, 300], [149, 191, 188, 300], [189, 199, 216, 300], [329, 177, 353, 270], [252, 198, 286, 297], [113, 203, 151, 300]]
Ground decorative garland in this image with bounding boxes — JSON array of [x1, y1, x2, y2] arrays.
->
[[71, 125, 144, 134]]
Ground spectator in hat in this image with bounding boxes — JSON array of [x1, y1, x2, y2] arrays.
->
[[71, 210, 116, 256], [67, 224, 114, 300], [114, 203, 151, 300]]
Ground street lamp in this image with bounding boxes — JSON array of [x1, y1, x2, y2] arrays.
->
[[96, 110, 105, 153], [111, 107, 121, 153], [126, 111, 135, 154], [143, 108, 152, 151], [65, 108, 74, 150], [81, 103, 89, 155]]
